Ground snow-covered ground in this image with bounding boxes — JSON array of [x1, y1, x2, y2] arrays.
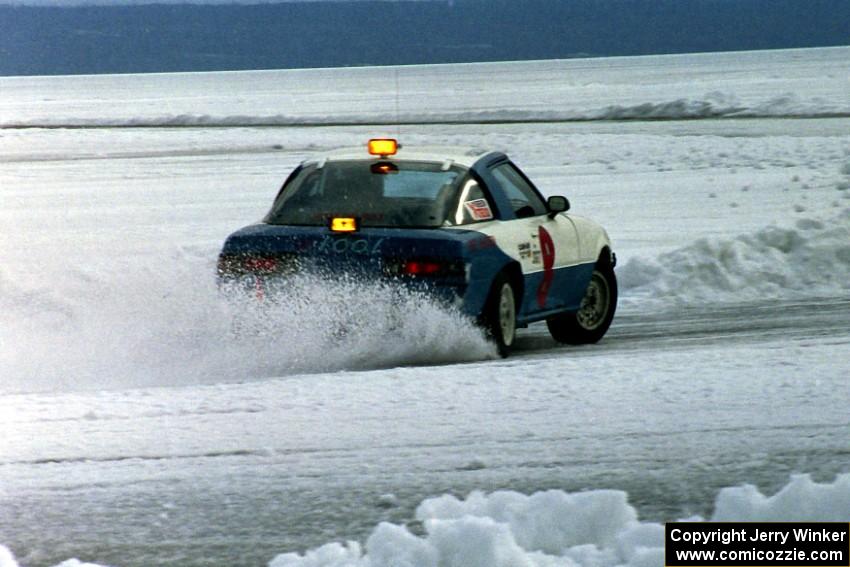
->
[[1, 47, 849, 567]]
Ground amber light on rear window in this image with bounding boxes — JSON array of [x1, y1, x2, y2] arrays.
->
[[330, 217, 358, 232]]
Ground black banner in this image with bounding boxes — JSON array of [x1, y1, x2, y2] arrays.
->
[[666, 522, 850, 567]]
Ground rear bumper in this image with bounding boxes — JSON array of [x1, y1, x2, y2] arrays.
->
[[217, 224, 514, 319], [217, 270, 477, 316]]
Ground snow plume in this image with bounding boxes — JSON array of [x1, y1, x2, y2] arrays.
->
[[619, 211, 850, 305], [216, 271, 495, 375], [0, 252, 493, 394]]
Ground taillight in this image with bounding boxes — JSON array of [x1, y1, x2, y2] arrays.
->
[[384, 258, 464, 278], [242, 256, 278, 272], [403, 260, 444, 276], [217, 254, 283, 277]]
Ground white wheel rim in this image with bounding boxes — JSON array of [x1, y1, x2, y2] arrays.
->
[[499, 283, 516, 346], [577, 271, 610, 330]]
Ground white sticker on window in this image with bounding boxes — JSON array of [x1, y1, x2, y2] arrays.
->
[[464, 199, 494, 221]]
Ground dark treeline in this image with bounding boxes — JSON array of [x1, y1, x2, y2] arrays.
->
[[1, 0, 848, 76]]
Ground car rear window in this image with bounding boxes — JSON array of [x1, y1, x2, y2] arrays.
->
[[265, 160, 469, 228]]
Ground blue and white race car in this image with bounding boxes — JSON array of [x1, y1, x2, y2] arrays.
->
[[217, 139, 617, 355]]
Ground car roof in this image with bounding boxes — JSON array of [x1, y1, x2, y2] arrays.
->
[[302, 144, 503, 169]]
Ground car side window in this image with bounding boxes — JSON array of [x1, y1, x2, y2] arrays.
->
[[491, 162, 548, 218], [451, 178, 497, 225]]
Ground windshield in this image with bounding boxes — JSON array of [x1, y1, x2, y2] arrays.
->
[[265, 160, 469, 228]]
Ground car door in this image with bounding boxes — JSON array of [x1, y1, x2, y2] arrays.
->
[[486, 161, 583, 316]]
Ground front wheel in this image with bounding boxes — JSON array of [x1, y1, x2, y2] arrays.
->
[[547, 263, 617, 344], [481, 273, 518, 357]]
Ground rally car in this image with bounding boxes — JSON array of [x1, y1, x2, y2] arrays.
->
[[217, 139, 617, 355]]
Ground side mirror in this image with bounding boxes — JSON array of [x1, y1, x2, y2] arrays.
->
[[547, 195, 570, 217]]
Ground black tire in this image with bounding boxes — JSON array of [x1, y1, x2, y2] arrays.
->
[[480, 272, 518, 357], [546, 262, 617, 345]]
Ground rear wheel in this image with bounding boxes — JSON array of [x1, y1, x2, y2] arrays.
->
[[547, 262, 617, 345], [481, 273, 518, 357]]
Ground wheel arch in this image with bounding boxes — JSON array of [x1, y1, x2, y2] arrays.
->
[[502, 260, 524, 303], [596, 245, 616, 270], [481, 262, 523, 356]]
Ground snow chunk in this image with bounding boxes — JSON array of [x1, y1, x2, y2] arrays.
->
[[375, 494, 400, 509], [425, 516, 542, 567], [269, 541, 363, 567], [416, 489, 636, 553], [365, 523, 437, 567], [615, 523, 665, 567], [0, 546, 19, 567], [712, 474, 850, 521]]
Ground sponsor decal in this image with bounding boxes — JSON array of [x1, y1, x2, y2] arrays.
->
[[315, 236, 386, 255], [463, 199, 494, 221], [536, 225, 556, 308], [532, 250, 542, 265]]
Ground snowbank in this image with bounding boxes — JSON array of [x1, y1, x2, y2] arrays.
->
[[4, 92, 848, 129], [619, 211, 850, 305], [0, 547, 110, 567], [263, 474, 850, 567]]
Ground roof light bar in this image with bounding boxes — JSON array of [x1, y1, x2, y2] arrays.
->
[[368, 138, 398, 157]]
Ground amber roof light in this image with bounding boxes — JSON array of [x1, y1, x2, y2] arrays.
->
[[367, 138, 398, 157]]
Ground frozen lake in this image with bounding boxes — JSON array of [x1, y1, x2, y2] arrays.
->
[[1, 47, 849, 567]]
